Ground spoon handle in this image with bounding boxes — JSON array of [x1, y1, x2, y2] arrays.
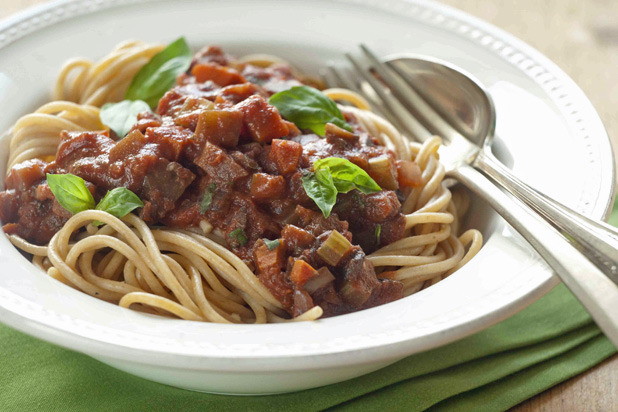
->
[[450, 164, 618, 347], [475, 150, 618, 285]]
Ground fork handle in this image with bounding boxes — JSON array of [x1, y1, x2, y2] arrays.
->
[[474, 150, 618, 285], [450, 164, 618, 347]]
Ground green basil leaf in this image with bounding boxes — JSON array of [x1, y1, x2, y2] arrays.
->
[[264, 239, 280, 250], [100, 100, 150, 138], [229, 228, 248, 247], [125, 37, 192, 108], [269, 85, 352, 136], [200, 183, 217, 213], [95, 187, 144, 221], [314, 157, 381, 194], [46, 173, 95, 215], [301, 169, 337, 218]]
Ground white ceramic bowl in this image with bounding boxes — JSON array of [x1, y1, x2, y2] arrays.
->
[[0, 0, 614, 394]]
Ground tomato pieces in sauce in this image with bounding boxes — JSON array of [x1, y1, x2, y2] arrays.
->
[[0, 45, 427, 318]]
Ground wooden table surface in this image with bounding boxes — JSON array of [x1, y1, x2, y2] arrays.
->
[[1, 1, 616, 411]]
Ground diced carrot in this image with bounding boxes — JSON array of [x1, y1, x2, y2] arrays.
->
[[145, 126, 193, 161], [269, 139, 303, 175], [132, 111, 163, 134], [250, 173, 286, 200], [219, 83, 262, 104], [235, 95, 289, 143], [290, 259, 318, 286], [396, 160, 422, 187], [283, 120, 301, 137], [191, 63, 245, 86], [173, 97, 215, 130], [255, 240, 293, 308], [254, 239, 285, 274], [281, 224, 315, 249]]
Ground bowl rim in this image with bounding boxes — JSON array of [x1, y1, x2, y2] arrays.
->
[[0, 0, 614, 370]]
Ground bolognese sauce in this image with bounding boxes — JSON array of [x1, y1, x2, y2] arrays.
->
[[0, 46, 426, 318]]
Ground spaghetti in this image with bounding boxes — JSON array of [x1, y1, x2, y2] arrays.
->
[[1, 41, 482, 323]]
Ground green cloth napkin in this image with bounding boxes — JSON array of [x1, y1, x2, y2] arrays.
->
[[2, 202, 617, 411]]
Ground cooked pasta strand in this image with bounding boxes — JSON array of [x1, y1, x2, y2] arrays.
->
[[3, 42, 482, 323]]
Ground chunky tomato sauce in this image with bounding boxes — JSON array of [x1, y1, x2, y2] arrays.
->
[[0, 46, 424, 317]]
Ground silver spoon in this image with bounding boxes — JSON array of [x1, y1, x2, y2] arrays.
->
[[336, 48, 618, 345], [384, 54, 618, 284]]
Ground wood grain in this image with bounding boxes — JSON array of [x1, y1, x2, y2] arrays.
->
[[0, 1, 616, 411], [511, 356, 618, 412]]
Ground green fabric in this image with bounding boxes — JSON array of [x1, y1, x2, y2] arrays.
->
[[1, 203, 617, 411]]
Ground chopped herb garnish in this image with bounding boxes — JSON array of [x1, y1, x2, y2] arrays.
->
[[301, 157, 381, 218], [200, 183, 217, 213], [301, 169, 338, 218], [264, 239, 280, 250], [46, 173, 95, 215], [314, 157, 381, 194], [125, 37, 192, 108], [46, 174, 143, 224], [269, 85, 352, 135], [229, 228, 248, 246], [99, 100, 151, 138], [94, 187, 144, 225]]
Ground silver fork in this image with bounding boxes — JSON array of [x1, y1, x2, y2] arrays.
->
[[325, 45, 618, 346]]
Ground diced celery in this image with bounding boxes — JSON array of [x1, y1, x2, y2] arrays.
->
[[368, 155, 399, 190], [317, 230, 352, 266]]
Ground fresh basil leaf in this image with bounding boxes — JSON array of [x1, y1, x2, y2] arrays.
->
[[46, 173, 95, 215], [269, 85, 352, 136], [229, 228, 248, 247], [314, 157, 381, 194], [301, 169, 337, 218], [95, 187, 144, 220], [375, 224, 382, 245], [100, 100, 150, 138], [125, 37, 192, 108], [264, 239, 280, 250], [200, 183, 217, 213]]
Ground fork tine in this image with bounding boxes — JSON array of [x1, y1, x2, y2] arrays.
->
[[385, 60, 475, 141], [327, 65, 407, 132], [327, 65, 383, 114], [345, 52, 433, 142], [327, 66, 356, 94], [359, 44, 463, 143]]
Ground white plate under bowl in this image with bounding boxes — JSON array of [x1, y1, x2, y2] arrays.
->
[[0, 0, 614, 394]]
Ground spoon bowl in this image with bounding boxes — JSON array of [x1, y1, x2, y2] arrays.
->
[[386, 55, 496, 147]]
